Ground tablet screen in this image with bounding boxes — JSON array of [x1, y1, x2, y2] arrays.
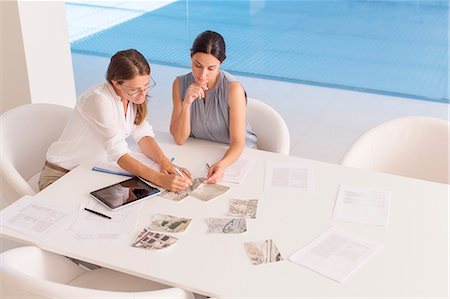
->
[[90, 177, 161, 210]]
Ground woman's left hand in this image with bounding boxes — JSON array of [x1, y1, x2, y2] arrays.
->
[[159, 158, 192, 178], [205, 163, 225, 184]]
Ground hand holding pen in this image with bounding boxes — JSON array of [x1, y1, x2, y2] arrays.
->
[[169, 157, 192, 179], [205, 161, 225, 184], [155, 157, 192, 191]]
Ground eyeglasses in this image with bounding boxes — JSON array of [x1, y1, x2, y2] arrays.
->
[[119, 76, 156, 99]]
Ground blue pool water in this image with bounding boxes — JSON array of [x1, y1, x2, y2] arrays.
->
[[69, 1, 449, 103]]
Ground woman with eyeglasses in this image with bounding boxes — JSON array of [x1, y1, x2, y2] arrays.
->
[[38, 49, 192, 191], [170, 30, 257, 183]]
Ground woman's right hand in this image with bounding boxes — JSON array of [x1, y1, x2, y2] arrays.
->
[[157, 173, 192, 192], [184, 83, 208, 104]]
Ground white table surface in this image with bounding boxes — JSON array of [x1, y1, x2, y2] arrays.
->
[[1, 131, 448, 298]]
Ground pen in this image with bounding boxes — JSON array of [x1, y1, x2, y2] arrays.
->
[[206, 162, 211, 169], [170, 157, 185, 177], [84, 208, 111, 219], [174, 167, 185, 177]]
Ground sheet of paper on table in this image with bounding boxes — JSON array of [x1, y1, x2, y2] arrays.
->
[[70, 198, 141, 239], [333, 185, 391, 226], [289, 226, 382, 283], [264, 161, 314, 192], [0, 195, 76, 241]]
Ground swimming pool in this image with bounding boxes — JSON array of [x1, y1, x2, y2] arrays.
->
[[68, 0, 449, 103]]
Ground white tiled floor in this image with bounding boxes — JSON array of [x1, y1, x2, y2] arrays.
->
[[71, 53, 449, 164]]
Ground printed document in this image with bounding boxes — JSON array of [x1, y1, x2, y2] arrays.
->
[[264, 161, 314, 192], [289, 226, 382, 283], [70, 199, 140, 239], [199, 152, 257, 184], [0, 195, 75, 241], [222, 153, 257, 183], [333, 185, 391, 226]]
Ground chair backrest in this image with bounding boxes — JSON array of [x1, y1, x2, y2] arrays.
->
[[0, 103, 72, 196], [341, 116, 449, 184], [247, 98, 290, 155], [0, 246, 194, 299]]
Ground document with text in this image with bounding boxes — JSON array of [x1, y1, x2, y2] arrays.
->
[[199, 152, 257, 184], [222, 152, 257, 183], [264, 161, 314, 192], [333, 185, 391, 226], [0, 195, 75, 241], [289, 226, 382, 283], [70, 199, 140, 239]]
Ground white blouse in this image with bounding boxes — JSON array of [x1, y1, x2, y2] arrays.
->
[[46, 81, 154, 170]]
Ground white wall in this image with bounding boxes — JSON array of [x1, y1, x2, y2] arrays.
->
[[0, 0, 31, 112], [17, 1, 76, 108], [0, 1, 30, 250], [0, 1, 76, 113]]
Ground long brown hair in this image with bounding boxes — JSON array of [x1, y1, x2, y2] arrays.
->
[[106, 49, 150, 125]]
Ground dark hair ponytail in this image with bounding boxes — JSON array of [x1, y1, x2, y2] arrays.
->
[[191, 30, 226, 63], [106, 49, 149, 125]]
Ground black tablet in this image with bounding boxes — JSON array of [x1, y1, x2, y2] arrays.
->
[[90, 177, 161, 210]]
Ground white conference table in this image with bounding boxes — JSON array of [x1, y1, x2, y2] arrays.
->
[[1, 131, 448, 298]]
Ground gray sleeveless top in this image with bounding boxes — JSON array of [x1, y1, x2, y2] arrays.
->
[[178, 70, 257, 147]]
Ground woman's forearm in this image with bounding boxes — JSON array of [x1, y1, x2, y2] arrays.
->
[[170, 102, 192, 144], [138, 136, 167, 164], [216, 140, 245, 168], [117, 154, 162, 184], [205, 141, 244, 184]]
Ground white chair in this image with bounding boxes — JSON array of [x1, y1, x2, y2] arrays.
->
[[0, 103, 72, 197], [341, 116, 450, 184], [0, 246, 195, 299], [247, 98, 290, 155]]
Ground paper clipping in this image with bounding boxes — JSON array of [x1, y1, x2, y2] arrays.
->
[[132, 229, 178, 250], [206, 218, 247, 234], [149, 214, 192, 233], [243, 239, 284, 265], [160, 178, 204, 201], [160, 178, 229, 202], [227, 198, 258, 219], [191, 182, 229, 201]]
